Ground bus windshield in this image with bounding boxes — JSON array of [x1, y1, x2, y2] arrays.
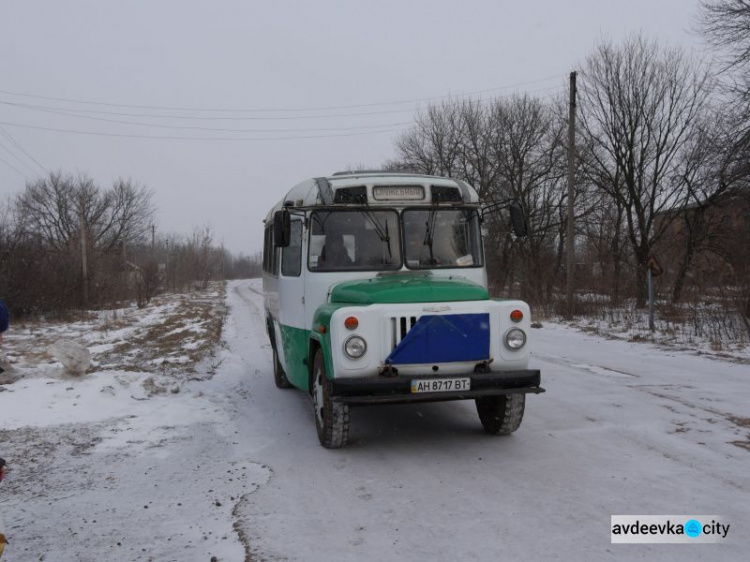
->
[[309, 210, 402, 271], [402, 208, 483, 269]]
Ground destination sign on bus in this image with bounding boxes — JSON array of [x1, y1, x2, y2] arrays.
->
[[372, 186, 425, 201]]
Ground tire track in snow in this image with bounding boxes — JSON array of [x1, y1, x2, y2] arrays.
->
[[224, 282, 750, 561], [531, 334, 750, 494]]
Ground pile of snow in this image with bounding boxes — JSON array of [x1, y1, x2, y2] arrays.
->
[[48, 340, 91, 376]]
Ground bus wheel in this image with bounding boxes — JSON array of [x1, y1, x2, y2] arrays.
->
[[476, 394, 525, 435], [272, 346, 292, 389], [312, 350, 349, 448]]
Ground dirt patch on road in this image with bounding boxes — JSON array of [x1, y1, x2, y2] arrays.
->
[[726, 415, 750, 428]]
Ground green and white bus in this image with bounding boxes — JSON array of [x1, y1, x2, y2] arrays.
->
[[262, 172, 544, 448]]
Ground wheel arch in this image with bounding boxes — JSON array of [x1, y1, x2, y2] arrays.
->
[[308, 333, 334, 393], [265, 311, 277, 351]]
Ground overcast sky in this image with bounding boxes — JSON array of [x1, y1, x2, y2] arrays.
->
[[0, 0, 705, 254]]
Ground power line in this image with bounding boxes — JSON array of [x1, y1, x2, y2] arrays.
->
[[0, 74, 566, 114], [0, 103, 411, 133], [0, 84, 565, 143], [0, 84, 565, 123], [0, 139, 37, 176], [0, 120, 410, 141], [0, 154, 27, 179], [0, 125, 47, 174], [0, 100, 418, 121]]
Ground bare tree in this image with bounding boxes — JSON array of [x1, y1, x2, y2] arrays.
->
[[455, 100, 503, 200], [700, 1, 750, 64], [392, 95, 589, 305], [16, 173, 154, 254], [578, 35, 713, 307], [135, 260, 162, 307], [395, 101, 466, 177], [0, 198, 21, 298], [662, 108, 750, 301], [699, 0, 750, 134], [188, 225, 215, 290], [12, 172, 155, 309], [16, 173, 79, 252], [699, 0, 750, 185], [95, 178, 155, 253], [225, 252, 262, 279], [486, 95, 569, 303]]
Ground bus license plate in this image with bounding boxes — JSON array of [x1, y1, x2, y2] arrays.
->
[[410, 378, 470, 394]]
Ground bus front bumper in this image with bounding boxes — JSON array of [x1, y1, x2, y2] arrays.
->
[[330, 370, 543, 406]]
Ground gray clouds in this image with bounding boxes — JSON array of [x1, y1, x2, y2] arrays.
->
[[0, 0, 701, 253]]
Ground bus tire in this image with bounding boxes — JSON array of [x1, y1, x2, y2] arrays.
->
[[476, 393, 525, 435], [272, 346, 292, 389], [312, 349, 349, 448]]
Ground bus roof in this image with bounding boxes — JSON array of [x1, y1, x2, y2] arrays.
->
[[264, 173, 480, 222]]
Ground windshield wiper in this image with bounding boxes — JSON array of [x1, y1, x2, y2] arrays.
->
[[423, 205, 439, 262], [384, 218, 392, 259], [357, 199, 392, 260]]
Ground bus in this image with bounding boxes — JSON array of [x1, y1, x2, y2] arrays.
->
[[262, 172, 544, 448]]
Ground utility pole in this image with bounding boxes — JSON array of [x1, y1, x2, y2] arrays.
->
[[566, 70, 577, 318], [220, 241, 226, 280], [165, 238, 170, 291], [648, 268, 655, 332], [79, 196, 88, 308]]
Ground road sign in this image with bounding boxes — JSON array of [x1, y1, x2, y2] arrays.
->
[[647, 255, 663, 277]]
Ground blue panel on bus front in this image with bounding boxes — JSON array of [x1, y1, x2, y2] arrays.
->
[[385, 313, 490, 365]]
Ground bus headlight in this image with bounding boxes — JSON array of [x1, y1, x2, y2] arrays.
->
[[344, 336, 367, 359], [504, 328, 526, 350]]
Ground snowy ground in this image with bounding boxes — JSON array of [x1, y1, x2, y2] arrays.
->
[[1, 279, 749, 561], [555, 296, 750, 363]]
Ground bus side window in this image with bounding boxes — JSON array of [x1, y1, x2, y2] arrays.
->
[[264, 223, 279, 276], [309, 234, 324, 269], [281, 220, 302, 277], [263, 225, 271, 273], [271, 238, 278, 276]]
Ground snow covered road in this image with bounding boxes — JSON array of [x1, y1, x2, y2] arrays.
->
[[221, 280, 749, 561], [2, 279, 748, 561]]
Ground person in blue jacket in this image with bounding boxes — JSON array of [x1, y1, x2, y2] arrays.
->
[[0, 299, 8, 345]]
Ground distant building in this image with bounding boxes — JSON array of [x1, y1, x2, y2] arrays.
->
[[653, 190, 750, 294]]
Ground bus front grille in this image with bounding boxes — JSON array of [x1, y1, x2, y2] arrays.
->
[[389, 315, 420, 350]]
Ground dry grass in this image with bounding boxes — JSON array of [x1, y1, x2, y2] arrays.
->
[[536, 291, 750, 361], [109, 283, 228, 379], [3, 282, 228, 382]]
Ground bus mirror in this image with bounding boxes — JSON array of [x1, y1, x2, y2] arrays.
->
[[273, 210, 290, 247], [509, 201, 527, 238]]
